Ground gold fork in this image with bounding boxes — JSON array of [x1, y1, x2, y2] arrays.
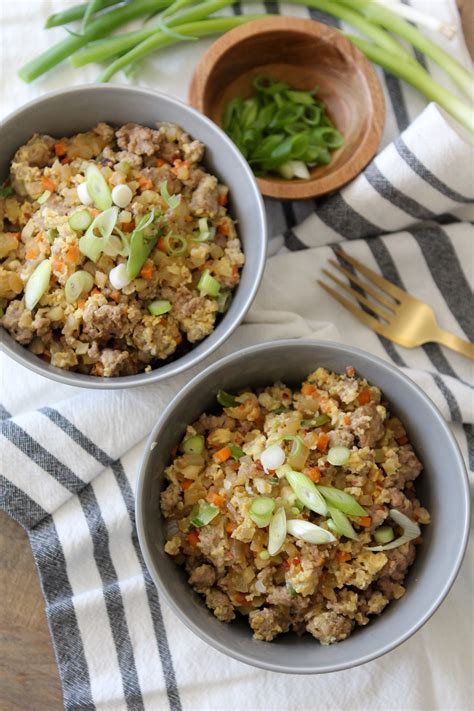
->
[[318, 249, 474, 361]]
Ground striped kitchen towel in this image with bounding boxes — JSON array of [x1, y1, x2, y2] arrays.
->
[[1, 1, 473, 710]]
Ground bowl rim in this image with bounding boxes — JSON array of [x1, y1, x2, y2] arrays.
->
[[136, 338, 470, 674], [0, 84, 267, 389], [188, 16, 386, 201]]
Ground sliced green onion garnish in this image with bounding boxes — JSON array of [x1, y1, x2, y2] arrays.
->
[[272, 407, 291, 415], [285, 470, 328, 516], [327, 446, 351, 466], [286, 582, 298, 597], [69, 209, 93, 232], [180, 434, 204, 455], [284, 435, 309, 471], [286, 519, 336, 545], [373, 526, 395, 545], [216, 290, 232, 314], [85, 163, 112, 211], [301, 414, 331, 428], [192, 217, 216, 243], [249, 496, 275, 528], [328, 506, 359, 541], [160, 180, 180, 210], [316, 485, 368, 517], [197, 269, 220, 298], [37, 190, 51, 204], [46, 228, 58, 244], [259, 550, 270, 560], [190, 503, 219, 528], [126, 211, 159, 279], [163, 234, 188, 256], [24, 259, 51, 311], [217, 390, 237, 408], [79, 206, 118, 262], [148, 299, 172, 316], [366, 509, 421, 551], [267, 507, 287, 556], [228, 443, 245, 460], [64, 270, 94, 303]]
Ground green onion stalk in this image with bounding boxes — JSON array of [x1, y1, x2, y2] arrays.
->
[[44, 0, 120, 28]]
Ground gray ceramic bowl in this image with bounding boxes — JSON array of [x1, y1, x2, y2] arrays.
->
[[0, 85, 266, 389], [136, 339, 470, 674]]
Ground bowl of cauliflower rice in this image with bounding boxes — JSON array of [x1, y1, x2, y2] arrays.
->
[[0, 85, 266, 387], [137, 340, 469, 674]]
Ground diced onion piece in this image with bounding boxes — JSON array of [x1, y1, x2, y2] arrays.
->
[[327, 446, 351, 466], [255, 579, 267, 592], [260, 444, 285, 473], [85, 163, 112, 211], [301, 414, 331, 428], [79, 206, 119, 262], [328, 506, 358, 541], [68, 209, 93, 232], [197, 269, 220, 297], [111, 184, 133, 208], [64, 270, 94, 303], [180, 434, 204, 455], [268, 507, 287, 556], [374, 526, 395, 545], [160, 180, 180, 210], [148, 299, 172, 316], [286, 470, 328, 516], [109, 263, 131, 290], [286, 519, 336, 545], [103, 233, 125, 257], [190, 503, 219, 528], [37, 190, 51, 204], [317, 485, 367, 517], [366, 509, 421, 551], [77, 181, 93, 205], [249, 496, 275, 528], [24, 259, 51, 311]]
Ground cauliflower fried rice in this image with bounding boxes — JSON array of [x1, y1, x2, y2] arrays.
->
[[161, 366, 430, 644], [0, 122, 244, 376]]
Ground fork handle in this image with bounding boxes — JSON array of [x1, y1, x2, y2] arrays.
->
[[432, 327, 474, 360]]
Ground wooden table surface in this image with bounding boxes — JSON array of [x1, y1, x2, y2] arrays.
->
[[1, 6, 472, 710]]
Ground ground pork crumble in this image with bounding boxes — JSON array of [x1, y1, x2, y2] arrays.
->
[[0, 122, 244, 376], [160, 366, 430, 644]]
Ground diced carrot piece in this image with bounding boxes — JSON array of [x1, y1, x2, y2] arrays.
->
[[213, 446, 231, 463], [356, 516, 372, 528], [358, 388, 371, 405], [94, 362, 104, 376], [184, 215, 193, 223], [317, 432, 330, 452], [175, 334, 183, 345], [225, 521, 236, 534], [157, 235, 167, 252], [218, 193, 228, 206], [336, 551, 352, 562], [181, 479, 193, 491], [61, 158, 72, 165], [25, 247, 39, 260], [122, 220, 135, 233], [345, 366, 355, 377], [235, 593, 247, 605], [91, 287, 101, 296], [343, 415, 351, 426], [12, 232, 21, 242], [217, 221, 230, 236], [52, 258, 65, 272], [66, 244, 80, 263], [140, 262, 154, 280], [137, 176, 153, 191], [187, 530, 200, 546], [41, 175, 57, 192], [88, 208, 99, 218], [307, 467, 321, 483], [110, 291, 121, 302], [207, 492, 225, 507], [397, 435, 409, 445], [156, 158, 167, 167], [54, 142, 67, 157], [77, 299, 86, 310], [301, 382, 316, 396]]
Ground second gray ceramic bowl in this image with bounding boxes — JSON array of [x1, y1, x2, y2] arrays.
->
[[0, 85, 266, 388], [136, 339, 470, 674]]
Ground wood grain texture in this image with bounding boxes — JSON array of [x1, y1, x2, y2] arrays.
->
[[188, 17, 385, 200], [0, 511, 63, 711]]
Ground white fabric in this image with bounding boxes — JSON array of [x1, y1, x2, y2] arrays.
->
[[1, 2, 473, 710]]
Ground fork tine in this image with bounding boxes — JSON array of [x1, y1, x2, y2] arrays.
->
[[327, 260, 397, 311], [334, 250, 409, 303], [322, 269, 392, 321], [318, 280, 388, 337]]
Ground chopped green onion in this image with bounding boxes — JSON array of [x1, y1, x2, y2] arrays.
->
[[163, 234, 188, 256], [328, 506, 359, 541], [69, 209, 93, 232], [197, 269, 220, 297], [24, 259, 51, 311], [0, 182, 14, 198], [301, 414, 331, 428], [160, 180, 180, 210], [228, 443, 245, 460], [217, 389, 237, 408], [286, 519, 336, 544], [268, 476, 279, 485], [272, 407, 291, 415], [366, 509, 421, 551], [190, 502, 219, 528], [180, 434, 205, 455], [216, 290, 232, 314], [126, 211, 159, 279], [37, 190, 51, 205], [317, 485, 368, 517], [286, 582, 298, 597], [65, 270, 94, 303], [116, 160, 131, 175], [267, 507, 287, 556], [259, 550, 270, 560], [148, 299, 172, 316], [85, 163, 112, 211], [284, 435, 309, 471], [79, 206, 118, 262], [285, 470, 328, 516], [45, 228, 58, 244], [261, 444, 286, 473], [374, 525, 395, 545], [327, 446, 351, 466], [193, 217, 216, 243], [249, 496, 275, 528]]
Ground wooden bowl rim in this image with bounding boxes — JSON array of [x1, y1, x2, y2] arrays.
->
[[188, 16, 385, 200]]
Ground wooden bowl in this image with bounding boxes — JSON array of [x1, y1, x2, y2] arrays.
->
[[189, 17, 385, 200]]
